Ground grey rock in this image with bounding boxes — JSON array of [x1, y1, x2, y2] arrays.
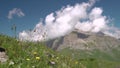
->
[[0, 52, 8, 63], [0, 47, 8, 63], [46, 30, 120, 51]]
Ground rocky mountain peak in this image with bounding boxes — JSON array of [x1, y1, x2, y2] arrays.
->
[[46, 30, 120, 51]]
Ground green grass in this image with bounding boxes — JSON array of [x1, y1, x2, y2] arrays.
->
[[60, 48, 120, 61], [0, 34, 120, 68]]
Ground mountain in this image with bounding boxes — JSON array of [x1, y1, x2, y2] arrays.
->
[[46, 30, 120, 61], [46, 30, 120, 51]]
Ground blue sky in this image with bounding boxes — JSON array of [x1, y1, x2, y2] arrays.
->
[[0, 0, 120, 37]]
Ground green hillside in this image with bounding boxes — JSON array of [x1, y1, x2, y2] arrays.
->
[[0, 34, 120, 68], [60, 47, 120, 61]]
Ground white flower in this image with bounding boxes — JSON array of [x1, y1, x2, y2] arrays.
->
[[9, 61, 14, 65]]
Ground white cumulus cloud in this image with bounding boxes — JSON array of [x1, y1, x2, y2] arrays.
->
[[19, 0, 120, 42], [8, 8, 25, 19]]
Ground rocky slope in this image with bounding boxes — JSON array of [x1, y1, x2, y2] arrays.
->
[[46, 30, 120, 62], [46, 30, 120, 51]]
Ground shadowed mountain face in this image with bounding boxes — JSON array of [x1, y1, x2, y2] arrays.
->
[[46, 30, 120, 51], [46, 37, 64, 50], [72, 31, 90, 39]]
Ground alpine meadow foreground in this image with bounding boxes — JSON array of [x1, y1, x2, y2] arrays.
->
[[0, 34, 120, 68]]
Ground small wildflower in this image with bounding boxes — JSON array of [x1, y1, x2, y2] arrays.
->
[[26, 58, 30, 61], [9, 61, 14, 65], [50, 61, 55, 65], [33, 52, 37, 55], [32, 66, 36, 68], [36, 57, 40, 60], [49, 61, 56, 65], [56, 57, 59, 59], [75, 61, 78, 64]]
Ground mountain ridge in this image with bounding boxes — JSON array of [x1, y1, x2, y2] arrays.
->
[[46, 30, 120, 51], [46, 30, 120, 62]]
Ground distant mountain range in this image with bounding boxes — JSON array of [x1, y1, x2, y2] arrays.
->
[[46, 29, 120, 51], [46, 30, 120, 61]]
